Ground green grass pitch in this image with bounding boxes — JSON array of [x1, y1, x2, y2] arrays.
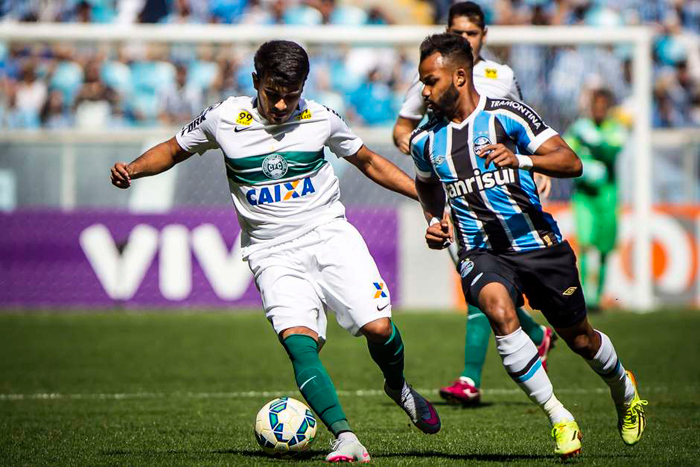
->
[[1, 310, 698, 465]]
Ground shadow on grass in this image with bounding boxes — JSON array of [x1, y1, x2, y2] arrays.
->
[[101, 447, 637, 463], [101, 448, 327, 461], [432, 401, 495, 409], [373, 450, 551, 462]]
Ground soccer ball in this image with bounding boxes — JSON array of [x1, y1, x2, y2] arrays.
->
[[254, 397, 317, 458]]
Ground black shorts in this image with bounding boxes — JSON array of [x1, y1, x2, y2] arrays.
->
[[458, 241, 587, 328]]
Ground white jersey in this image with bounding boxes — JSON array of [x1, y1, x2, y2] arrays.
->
[[176, 96, 363, 259], [399, 58, 522, 120]]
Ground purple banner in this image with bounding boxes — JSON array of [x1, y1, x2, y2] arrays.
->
[[0, 208, 398, 309]]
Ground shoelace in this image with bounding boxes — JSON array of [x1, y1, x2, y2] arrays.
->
[[551, 423, 575, 440], [329, 438, 342, 451], [622, 400, 648, 428], [399, 384, 418, 417]]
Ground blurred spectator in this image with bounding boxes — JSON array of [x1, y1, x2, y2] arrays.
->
[[138, 0, 169, 23], [349, 68, 397, 126], [40, 90, 73, 128], [11, 61, 47, 128], [210, 0, 249, 23], [160, 0, 211, 23], [158, 64, 203, 124], [0, 0, 697, 130], [74, 59, 118, 128]]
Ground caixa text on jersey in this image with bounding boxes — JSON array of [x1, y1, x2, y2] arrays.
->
[[246, 177, 316, 206]]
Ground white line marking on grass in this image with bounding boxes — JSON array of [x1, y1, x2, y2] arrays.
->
[[0, 386, 679, 401]]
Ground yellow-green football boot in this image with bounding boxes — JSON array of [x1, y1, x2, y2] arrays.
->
[[551, 420, 582, 460], [618, 371, 648, 446]]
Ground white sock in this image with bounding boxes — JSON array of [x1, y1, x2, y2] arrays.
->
[[495, 328, 554, 405], [586, 330, 635, 407], [543, 394, 575, 425], [338, 432, 358, 443]]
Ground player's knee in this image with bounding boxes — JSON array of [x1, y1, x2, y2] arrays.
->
[[566, 332, 598, 359], [360, 317, 393, 343], [478, 284, 517, 335]]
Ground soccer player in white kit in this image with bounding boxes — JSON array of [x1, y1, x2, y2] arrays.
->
[[110, 40, 440, 463], [393, 1, 557, 407]]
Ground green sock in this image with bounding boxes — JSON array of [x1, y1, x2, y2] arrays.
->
[[517, 308, 544, 346], [596, 252, 609, 305], [282, 334, 350, 436], [461, 305, 491, 388], [580, 248, 591, 303], [367, 321, 405, 390]]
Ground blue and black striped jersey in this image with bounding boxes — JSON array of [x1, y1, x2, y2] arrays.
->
[[410, 95, 563, 254]]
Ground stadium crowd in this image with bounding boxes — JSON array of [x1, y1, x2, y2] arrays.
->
[[0, 0, 698, 129]]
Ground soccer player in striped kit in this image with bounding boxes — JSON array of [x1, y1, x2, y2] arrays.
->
[[394, 1, 556, 407], [410, 32, 647, 460]]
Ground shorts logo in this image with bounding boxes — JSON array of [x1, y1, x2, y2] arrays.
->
[[459, 259, 474, 278], [262, 154, 288, 180], [485, 68, 498, 79], [563, 287, 578, 296], [373, 282, 388, 299]]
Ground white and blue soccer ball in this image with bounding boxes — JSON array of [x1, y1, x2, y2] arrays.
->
[[254, 397, 317, 458]]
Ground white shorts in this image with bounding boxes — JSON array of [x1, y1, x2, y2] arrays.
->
[[247, 219, 392, 341]]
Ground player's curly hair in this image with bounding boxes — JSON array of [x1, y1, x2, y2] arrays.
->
[[254, 40, 310, 87], [419, 33, 474, 69]]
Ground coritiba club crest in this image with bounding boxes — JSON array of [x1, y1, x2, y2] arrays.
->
[[262, 154, 289, 179]]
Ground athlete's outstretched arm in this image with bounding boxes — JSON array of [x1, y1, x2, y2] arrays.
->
[[478, 135, 582, 178], [392, 116, 421, 155], [345, 145, 418, 201], [110, 137, 194, 189], [415, 178, 452, 250]]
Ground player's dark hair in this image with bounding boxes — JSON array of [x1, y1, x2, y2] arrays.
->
[[592, 88, 615, 104], [420, 33, 474, 69], [448, 1, 486, 30], [254, 40, 310, 87]]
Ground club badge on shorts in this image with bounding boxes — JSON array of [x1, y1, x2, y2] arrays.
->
[[459, 259, 474, 278], [262, 154, 288, 180]]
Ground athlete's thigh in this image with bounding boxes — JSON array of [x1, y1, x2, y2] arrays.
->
[[518, 242, 587, 328], [313, 220, 391, 336], [249, 249, 328, 339], [458, 249, 522, 310]]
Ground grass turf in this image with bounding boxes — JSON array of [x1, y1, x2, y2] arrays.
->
[[0, 310, 698, 465]]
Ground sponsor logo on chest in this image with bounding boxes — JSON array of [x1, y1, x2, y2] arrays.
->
[[245, 178, 316, 206], [446, 168, 516, 198]]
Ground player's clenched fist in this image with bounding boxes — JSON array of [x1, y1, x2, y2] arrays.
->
[[426, 216, 453, 250], [111, 162, 132, 189], [477, 143, 518, 169]]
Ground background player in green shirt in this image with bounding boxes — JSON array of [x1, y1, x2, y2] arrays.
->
[[565, 89, 628, 312]]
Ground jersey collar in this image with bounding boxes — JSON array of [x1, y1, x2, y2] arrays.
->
[[448, 93, 486, 129], [248, 96, 306, 125]]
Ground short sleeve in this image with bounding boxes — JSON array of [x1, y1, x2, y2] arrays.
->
[[398, 72, 426, 120], [508, 74, 523, 101], [492, 101, 558, 154], [175, 101, 224, 155], [409, 131, 436, 181], [325, 107, 364, 157]]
